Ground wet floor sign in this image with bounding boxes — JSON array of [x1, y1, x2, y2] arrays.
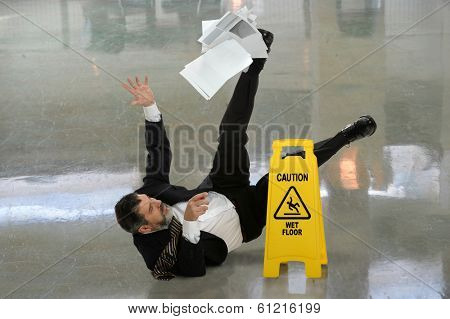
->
[[263, 139, 327, 278]]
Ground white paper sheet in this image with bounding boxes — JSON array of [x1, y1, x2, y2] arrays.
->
[[179, 39, 252, 100], [200, 19, 220, 53], [181, 6, 266, 100], [197, 7, 268, 59]]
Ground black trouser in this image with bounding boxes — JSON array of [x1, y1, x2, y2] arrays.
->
[[207, 59, 348, 234]]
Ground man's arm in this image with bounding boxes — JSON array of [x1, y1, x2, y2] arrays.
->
[[134, 230, 228, 278], [172, 192, 227, 277], [152, 193, 227, 277], [173, 233, 228, 277], [121, 76, 171, 185], [142, 112, 172, 185]]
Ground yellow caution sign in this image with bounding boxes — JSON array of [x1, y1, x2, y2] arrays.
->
[[263, 139, 327, 278]]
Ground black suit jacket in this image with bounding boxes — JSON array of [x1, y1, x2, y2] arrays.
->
[[133, 118, 223, 277], [133, 117, 263, 277]]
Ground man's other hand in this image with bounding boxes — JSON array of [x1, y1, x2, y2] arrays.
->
[[121, 75, 155, 107], [184, 192, 209, 221]]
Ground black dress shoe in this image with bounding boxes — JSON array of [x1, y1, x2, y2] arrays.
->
[[257, 28, 274, 53], [340, 115, 377, 143]]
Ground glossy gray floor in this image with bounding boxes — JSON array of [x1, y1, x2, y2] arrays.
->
[[1, 0, 450, 299]]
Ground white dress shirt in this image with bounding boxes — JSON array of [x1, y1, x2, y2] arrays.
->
[[143, 103, 243, 252]]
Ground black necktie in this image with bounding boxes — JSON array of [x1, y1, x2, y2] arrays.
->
[[151, 216, 182, 280]]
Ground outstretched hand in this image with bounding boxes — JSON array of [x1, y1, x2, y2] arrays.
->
[[121, 75, 155, 107]]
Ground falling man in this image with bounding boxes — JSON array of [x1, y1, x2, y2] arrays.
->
[[114, 30, 377, 280]]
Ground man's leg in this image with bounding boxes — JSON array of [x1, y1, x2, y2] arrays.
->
[[203, 29, 274, 190], [208, 59, 267, 189], [310, 133, 348, 167]]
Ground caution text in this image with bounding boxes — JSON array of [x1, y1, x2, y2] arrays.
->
[[276, 173, 309, 182]]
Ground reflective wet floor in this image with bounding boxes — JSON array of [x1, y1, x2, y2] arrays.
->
[[1, 0, 450, 298]]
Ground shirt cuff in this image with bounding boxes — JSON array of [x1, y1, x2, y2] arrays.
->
[[182, 219, 200, 244], [143, 102, 161, 122]]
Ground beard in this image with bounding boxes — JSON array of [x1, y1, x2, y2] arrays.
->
[[159, 203, 173, 227]]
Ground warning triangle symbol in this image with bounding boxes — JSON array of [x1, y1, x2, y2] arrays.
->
[[274, 186, 311, 220]]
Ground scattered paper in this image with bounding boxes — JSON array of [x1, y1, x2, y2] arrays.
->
[[198, 7, 268, 59], [180, 39, 252, 100], [180, 6, 267, 99]]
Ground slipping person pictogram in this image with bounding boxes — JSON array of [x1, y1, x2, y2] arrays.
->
[[287, 197, 300, 213], [274, 186, 311, 220], [114, 29, 377, 280]]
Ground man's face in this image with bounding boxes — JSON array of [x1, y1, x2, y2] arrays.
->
[[136, 194, 170, 233]]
